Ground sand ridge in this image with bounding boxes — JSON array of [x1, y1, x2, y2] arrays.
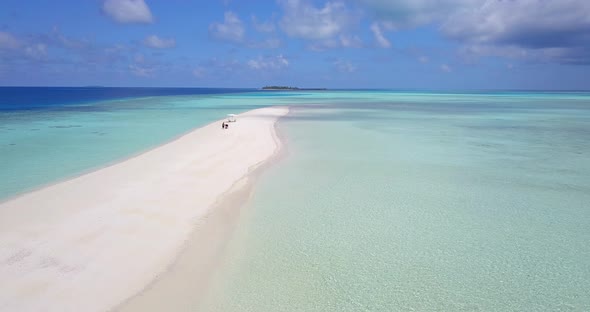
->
[[0, 106, 288, 312]]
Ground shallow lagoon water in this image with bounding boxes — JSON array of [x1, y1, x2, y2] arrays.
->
[[0, 92, 268, 199], [1, 90, 589, 310], [201, 92, 590, 311]]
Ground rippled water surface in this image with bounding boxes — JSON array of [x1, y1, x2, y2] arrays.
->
[[201, 92, 590, 311], [1, 89, 589, 310], [0, 88, 262, 199]]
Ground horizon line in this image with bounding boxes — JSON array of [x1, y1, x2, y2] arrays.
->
[[1, 86, 590, 92]]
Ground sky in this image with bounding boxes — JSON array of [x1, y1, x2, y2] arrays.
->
[[0, 0, 589, 89]]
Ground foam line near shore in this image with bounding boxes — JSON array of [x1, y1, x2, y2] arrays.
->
[[0, 106, 289, 312]]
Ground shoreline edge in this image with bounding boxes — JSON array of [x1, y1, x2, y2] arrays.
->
[[0, 106, 289, 312]]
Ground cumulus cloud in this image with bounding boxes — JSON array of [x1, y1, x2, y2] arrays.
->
[[357, 0, 590, 64], [42, 28, 128, 65], [279, 0, 356, 41], [0, 31, 48, 61], [248, 38, 282, 49], [0, 28, 177, 83], [252, 15, 276, 33], [0, 28, 141, 81], [128, 52, 160, 77], [442, 1, 590, 47], [193, 58, 245, 81], [209, 13, 281, 48], [143, 35, 176, 49], [0, 31, 21, 50], [333, 59, 357, 73], [440, 64, 452, 73], [192, 67, 206, 78], [370, 22, 391, 48], [441, 0, 590, 63], [339, 35, 363, 48], [102, 0, 153, 24], [358, 0, 473, 28], [247, 54, 289, 70], [418, 56, 429, 63], [24, 44, 47, 60], [308, 34, 363, 51], [129, 63, 155, 77], [209, 11, 245, 43]]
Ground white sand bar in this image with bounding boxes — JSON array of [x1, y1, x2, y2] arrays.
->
[[0, 106, 288, 312]]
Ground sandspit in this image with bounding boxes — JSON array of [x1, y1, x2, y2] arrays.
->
[[0, 106, 288, 312]]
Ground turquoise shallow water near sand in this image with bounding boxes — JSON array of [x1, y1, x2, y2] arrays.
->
[[0, 91, 264, 200], [1, 89, 589, 310], [200, 92, 590, 311]]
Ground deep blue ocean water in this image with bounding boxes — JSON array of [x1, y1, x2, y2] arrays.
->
[[0, 87, 253, 111]]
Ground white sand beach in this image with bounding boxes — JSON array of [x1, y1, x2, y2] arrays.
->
[[0, 106, 288, 312]]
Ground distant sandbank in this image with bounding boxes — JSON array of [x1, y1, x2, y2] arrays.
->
[[0, 106, 288, 312]]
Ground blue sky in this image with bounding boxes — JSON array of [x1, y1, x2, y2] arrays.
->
[[0, 0, 589, 89]]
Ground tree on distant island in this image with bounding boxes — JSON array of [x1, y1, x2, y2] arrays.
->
[[261, 86, 327, 90], [261, 86, 300, 90]]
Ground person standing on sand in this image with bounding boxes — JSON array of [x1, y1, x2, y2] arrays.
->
[[222, 122, 226, 129]]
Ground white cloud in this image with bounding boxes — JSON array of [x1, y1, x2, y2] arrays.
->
[[0, 31, 21, 50], [333, 59, 357, 73], [0, 31, 48, 60], [459, 44, 528, 61], [143, 35, 176, 49], [129, 63, 155, 77], [440, 64, 452, 73], [252, 16, 276, 33], [441, 1, 590, 47], [195, 57, 249, 83], [308, 40, 336, 51], [134, 53, 145, 63], [0, 28, 147, 79], [357, 0, 590, 64], [308, 34, 362, 51], [102, 0, 153, 24], [339, 35, 363, 48], [439, 0, 590, 64], [358, 0, 473, 28], [418, 56, 429, 63], [24, 44, 47, 60], [209, 11, 245, 43], [247, 54, 289, 70], [370, 22, 391, 48], [193, 67, 206, 78], [49, 27, 91, 50], [248, 38, 282, 49], [210, 13, 281, 49], [279, 0, 356, 40]]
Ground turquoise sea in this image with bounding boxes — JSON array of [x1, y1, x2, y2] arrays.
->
[[1, 89, 589, 310], [0, 87, 256, 200], [200, 91, 590, 311]]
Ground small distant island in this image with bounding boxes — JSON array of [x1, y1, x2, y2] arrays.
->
[[261, 86, 327, 91]]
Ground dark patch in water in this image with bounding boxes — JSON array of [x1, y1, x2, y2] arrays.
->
[[0, 87, 255, 112], [49, 125, 82, 129]]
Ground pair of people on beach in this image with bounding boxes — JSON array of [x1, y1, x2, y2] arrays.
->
[[221, 122, 229, 129]]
